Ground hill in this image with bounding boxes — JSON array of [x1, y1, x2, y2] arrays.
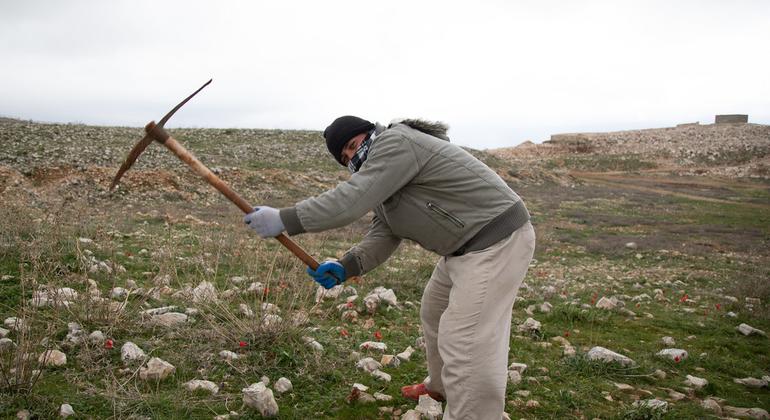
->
[[0, 118, 768, 418]]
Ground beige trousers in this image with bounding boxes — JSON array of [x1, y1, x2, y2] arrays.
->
[[420, 222, 535, 420]]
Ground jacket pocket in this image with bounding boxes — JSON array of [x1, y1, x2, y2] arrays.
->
[[426, 201, 465, 228]]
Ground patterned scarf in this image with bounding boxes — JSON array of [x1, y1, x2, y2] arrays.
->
[[348, 129, 377, 173]]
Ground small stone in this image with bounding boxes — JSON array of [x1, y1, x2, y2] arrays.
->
[[722, 406, 769, 420], [151, 312, 188, 327], [260, 375, 270, 386], [219, 350, 239, 361], [0, 327, 9, 338], [625, 242, 638, 249], [381, 354, 401, 368], [359, 341, 387, 352], [737, 323, 767, 336], [684, 374, 708, 389], [614, 382, 634, 392], [274, 377, 293, 393], [184, 379, 219, 394], [656, 348, 688, 361], [374, 392, 393, 401], [733, 377, 768, 388], [192, 281, 217, 302], [632, 399, 668, 412], [139, 357, 176, 381], [88, 330, 105, 344], [595, 297, 618, 310], [397, 346, 415, 362], [121, 342, 146, 363], [0, 338, 15, 352], [518, 318, 541, 333], [514, 390, 531, 397], [242, 382, 279, 417], [586, 346, 634, 366], [59, 403, 74, 418], [39, 349, 67, 367], [356, 357, 382, 373], [508, 370, 522, 385], [16, 410, 30, 420], [667, 389, 687, 401], [416, 394, 443, 419], [701, 398, 722, 416], [661, 336, 676, 346], [239, 303, 254, 318], [4, 317, 24, 331], [371, 369, 392, 382], [401, 409, 421, 420], [509, 362, 528, 373], [526, 400, 540, 408]]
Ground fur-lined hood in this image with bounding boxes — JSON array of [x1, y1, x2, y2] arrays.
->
[[388, 118, 450, 141]]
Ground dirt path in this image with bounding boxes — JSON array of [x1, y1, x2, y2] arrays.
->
[[570, 171, 770, 210]]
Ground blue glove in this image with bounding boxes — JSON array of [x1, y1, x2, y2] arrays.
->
[[307, 261, 346, 289], [243, 206, 285, 238]]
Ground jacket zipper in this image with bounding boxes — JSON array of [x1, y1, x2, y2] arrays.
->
[[426, 202, 465, 228]]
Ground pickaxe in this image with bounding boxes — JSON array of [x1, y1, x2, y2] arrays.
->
[[111, 79, 323, 272]]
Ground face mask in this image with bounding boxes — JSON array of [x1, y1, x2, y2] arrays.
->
[[347, 130, 375, 173]]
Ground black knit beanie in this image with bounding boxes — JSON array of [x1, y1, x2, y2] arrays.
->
[[323, 115, 375, 165]]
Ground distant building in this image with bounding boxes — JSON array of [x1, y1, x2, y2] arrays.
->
[[715, 114, 748, 124]]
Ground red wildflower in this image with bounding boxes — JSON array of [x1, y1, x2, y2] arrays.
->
[[374, 330, 383, 341], [346, 302, 354, 309], [564, 331, 570, 338], [239, 341, 247, 348], [674, 355, 681, 363], [680, 294, 688, 303], [715, 303, 721, 310], [104, 339, 114, 349], [340, 329, 350, 338]]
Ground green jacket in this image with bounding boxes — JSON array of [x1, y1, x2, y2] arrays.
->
[[280, 121, 529, 276]]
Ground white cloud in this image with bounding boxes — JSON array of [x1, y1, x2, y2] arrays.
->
[[1, 0, 768, 149]]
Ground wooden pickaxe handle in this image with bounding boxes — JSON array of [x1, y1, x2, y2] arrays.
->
[[145, 121, 321, 270]]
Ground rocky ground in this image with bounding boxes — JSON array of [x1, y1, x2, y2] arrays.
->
[[0, 118, 768, 419]]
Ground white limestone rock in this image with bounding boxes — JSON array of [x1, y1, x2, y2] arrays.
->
[[139, 357, 176, 381], [0, 338, 15, 352], [371, 369, 392, 382], [661, 336, 676, 346], [110, 287, 129, 300], [722, 406, 769, 420], [359, 341, 387, 352], [356, 357, 382, 373], [656, 348, 688, 361], [518, 317, 541, 334], [192, 281, 218, 303], [508, 370, 522, 385], [586, 346, 635, 366], [151, 312, 188, 327], [595, 296, 618, 310], [59, 403, 74, 418], [274, 377, 293, 393], [684, 374, 708, 389], [737, 323, 767, 337], [374, 392, 393, 401], [4, 317, 24, 331], [39, 349, 67, 367], [315, 285, 344, 303], [509, 362, 528, 373], [184, 379, 219, 394], [632, 399, 668, 412], [0, 327, 8, 338], [219, 350, 240, 361], [397, 346, 415, 362], [242, 382, 279, 417], [733, 377, 768, 388], [121, 342, 146, 363], [239, 303, 254, 318], [416, 394, 443, 420]]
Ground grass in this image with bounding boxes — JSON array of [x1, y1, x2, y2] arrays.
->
[[1, 121, 769, 418]]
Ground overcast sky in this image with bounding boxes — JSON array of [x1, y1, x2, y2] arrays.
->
[[1, 1, 768, 149]]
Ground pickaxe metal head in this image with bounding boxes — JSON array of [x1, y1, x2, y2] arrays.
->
[[110, 78, 212, 190]]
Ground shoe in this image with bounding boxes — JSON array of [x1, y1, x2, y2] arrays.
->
[[400, 383, 445, 402]]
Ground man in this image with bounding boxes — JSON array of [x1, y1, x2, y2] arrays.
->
[[244, 115, 535, 420]]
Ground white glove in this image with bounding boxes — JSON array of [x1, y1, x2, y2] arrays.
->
[[243, 206, 285, 238]]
